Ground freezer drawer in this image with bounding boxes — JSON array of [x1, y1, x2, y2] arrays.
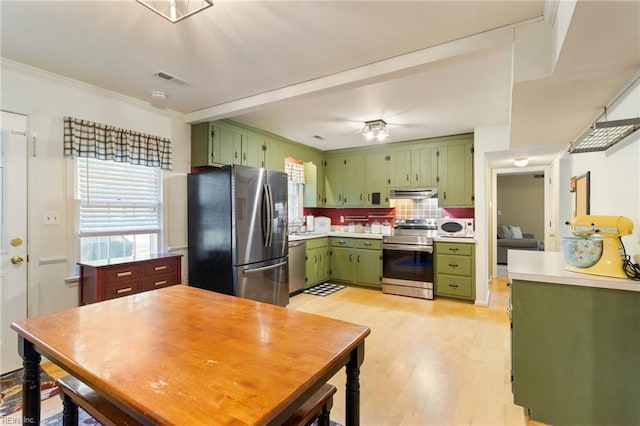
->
[[234, 258, 289, 306]]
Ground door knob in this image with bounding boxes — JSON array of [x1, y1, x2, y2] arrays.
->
[[11, 255, 24, 265]]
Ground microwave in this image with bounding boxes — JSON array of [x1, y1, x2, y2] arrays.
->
[[437, 218, 474, 238]]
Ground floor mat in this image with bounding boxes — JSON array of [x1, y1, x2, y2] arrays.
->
[[303, 283, 345, 297]]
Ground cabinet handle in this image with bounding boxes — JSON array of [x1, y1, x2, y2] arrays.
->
[[360, 193, 363, 201], [117, 287, 133, 294], [448, 263, 459, 268], [117, 271, 133, 277], [357, 255, 360, 263], [349, 254, 352, 262], [406, 173, 409, 182], [416, 173, 419, 182], [211, 151, 216, 159], [243, 152, 247, 161], [339, 194, 342, 201], [448, 248, 459, 252], [364, 242, 372, 246], [154, 265, 168, 271], [338, 240, 346, 245], [314, 255, 318, 264], [443, 191, 447, 200], [448, 284, 460, 289], [235, 151, 238, 159], [154, 280, 167, 287]]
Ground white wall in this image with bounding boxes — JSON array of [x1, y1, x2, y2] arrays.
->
[[1, 60, 190, 316], [566, 77, 640, 263], [474, 124, 510, 305]]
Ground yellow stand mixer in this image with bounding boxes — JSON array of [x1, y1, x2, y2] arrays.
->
[[565, 215, 633, 279]]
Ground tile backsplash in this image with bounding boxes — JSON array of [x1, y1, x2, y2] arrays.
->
[[391, 199, 439, 219]]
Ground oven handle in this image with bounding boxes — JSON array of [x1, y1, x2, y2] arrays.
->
[[383, 244, 433, 253]]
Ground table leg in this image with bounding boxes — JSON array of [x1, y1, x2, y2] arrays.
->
[[345, 341, 365, 426], [18, 335, 41, 425]]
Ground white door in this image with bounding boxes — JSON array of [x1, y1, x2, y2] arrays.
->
[[1, 111, 28, 374]]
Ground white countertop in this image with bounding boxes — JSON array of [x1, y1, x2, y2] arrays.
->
[[434, 236, 476, 244], [288, 232, 384, 241], [508, 250, 640, 292]]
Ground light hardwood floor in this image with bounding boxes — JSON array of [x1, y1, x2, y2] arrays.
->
[[288, 275, 527, 426], [9, 275, 528, 425]]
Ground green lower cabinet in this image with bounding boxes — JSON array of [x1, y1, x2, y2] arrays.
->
[[435, 241, 475, 301], [329, 237, 382, 288], [305, 238, 330, 288], [511, 279, 640, 425]]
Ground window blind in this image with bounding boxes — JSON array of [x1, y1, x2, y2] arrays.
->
[[77, 157, 161, 235]]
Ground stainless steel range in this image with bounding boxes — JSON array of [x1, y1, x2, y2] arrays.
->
[[382, 219, 436, 300]]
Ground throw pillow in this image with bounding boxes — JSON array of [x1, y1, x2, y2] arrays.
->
[[497, 224, 511, 239], [510, 225, 523, 239]]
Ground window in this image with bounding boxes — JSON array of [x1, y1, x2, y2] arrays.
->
[[75, 157, 162, 267]]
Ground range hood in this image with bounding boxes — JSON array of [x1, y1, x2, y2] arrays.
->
[[568, 117, 640, 154], [389, 188, 437, 199]]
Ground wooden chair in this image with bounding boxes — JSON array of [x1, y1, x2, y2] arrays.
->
[[57, 376, 336, 426]]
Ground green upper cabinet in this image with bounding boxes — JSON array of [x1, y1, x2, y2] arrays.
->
[[387, 150, 412, 188], [343, 156, 365, 206], [323, 156, 365, 207], [191, 123, 263, 168], [242, 134, 266, 168], [263, 137, 285, 172], [412, 146, 438, 187], [438, 139, 474, 207], [324, 157, 344, 206], [364, 152, 389, 206]]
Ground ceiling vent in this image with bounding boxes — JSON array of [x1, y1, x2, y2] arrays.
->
[[154, 71, 190, 86]]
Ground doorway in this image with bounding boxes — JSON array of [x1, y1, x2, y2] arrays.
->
[[491, 165, 551, 279], [1, 111, 28, 374]]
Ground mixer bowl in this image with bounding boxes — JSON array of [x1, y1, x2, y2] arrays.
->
[[561, 236, 603, 268]]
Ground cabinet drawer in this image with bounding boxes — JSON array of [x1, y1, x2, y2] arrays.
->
[[103, 265, 143, 283], [144, 259, 178, 276], [306, 237, 328, 250], [143, 273, 179, 291], [437, 254, 472, 276], [354, 239, 381, 250], [104, 282, 142, 300], [437, 242, 473, 256], [330, 237, 353, 247], [437, 275, 473, 298]]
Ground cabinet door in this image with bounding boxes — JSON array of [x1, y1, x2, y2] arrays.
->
[[242, 135, 265, 168], [190, 122, 211, 167], [303, 162, 319, 207], [264, 138, 285, 172], [365, 153, 389, 206], [305, 247, 319, 287], [438, 141, 474, 206], [214, 126, 241, 166], [324, 157, 344, 206], [387, 150, 412, 188], [355, 248, 382, 287], [318, 247, 330, 282], [343, 156, 365, 206], [412, 146, 438, 187], [330, 246, 354, 282]]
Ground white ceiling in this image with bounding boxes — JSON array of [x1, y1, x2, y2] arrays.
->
[[1, 1, 639, 166]]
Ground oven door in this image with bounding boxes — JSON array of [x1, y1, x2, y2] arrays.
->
[[382, 244, 434, 299]]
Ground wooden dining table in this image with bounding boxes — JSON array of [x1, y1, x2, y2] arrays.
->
[[11, 285, 370, 425]]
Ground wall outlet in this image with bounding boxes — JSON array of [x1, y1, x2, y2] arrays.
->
[[44, 211, 60, 225]]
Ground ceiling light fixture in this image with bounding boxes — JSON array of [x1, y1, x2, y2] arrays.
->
[[136, 0, 213, 23], [513, 157, 529, 167], [362, 119, 389, 142]]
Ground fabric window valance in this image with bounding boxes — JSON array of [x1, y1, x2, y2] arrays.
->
[[285, 160, 305, 184], [63, 117, 172, 170]]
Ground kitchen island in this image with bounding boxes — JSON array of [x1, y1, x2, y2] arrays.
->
[[508, 250, 640, 426]]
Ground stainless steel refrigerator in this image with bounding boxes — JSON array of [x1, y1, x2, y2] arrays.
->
[[187, 165, 289, 306]]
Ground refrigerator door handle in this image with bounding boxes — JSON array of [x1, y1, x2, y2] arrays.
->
[[242, 260, 287, 274], [265, 183, 274, 247], [262, 183, 272, 248]]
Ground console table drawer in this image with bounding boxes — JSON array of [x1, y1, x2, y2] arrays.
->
[[143, 273, 179, 291], [103, 265, 143, 283]]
